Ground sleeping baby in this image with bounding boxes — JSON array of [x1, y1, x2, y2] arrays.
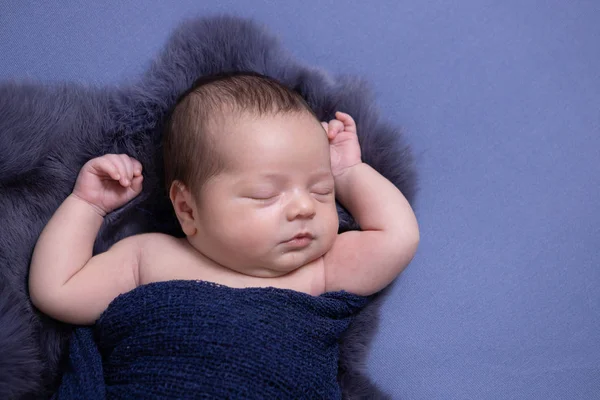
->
[[29, 72, 419, 398]]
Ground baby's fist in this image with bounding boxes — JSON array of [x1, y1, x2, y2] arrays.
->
[[322, 111, 362, 177], [73, 154, 143, 216]]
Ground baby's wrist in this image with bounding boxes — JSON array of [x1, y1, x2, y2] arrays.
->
[[69, 193, 107, 218], [333, 161, 364, 180], [333, 163, 366, 199]]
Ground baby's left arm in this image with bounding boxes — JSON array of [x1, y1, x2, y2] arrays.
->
[[322, 112, 419, 296]]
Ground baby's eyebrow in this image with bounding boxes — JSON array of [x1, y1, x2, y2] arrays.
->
[[258, 172, 282, 179], [310, 170, 334, 180], [254, 170, 333, 182]]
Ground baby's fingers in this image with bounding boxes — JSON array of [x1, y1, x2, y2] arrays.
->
[[131, 158, 143, 176], [89, 156, 122, 181], [335, 111, 357, 133], [321, 121, 336, 140], [327, 119, 345, 138], [105, 154, 132, 187], [119, 154, 134, 186], [129, 174, 144, 194]]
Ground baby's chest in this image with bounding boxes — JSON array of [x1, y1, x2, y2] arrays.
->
[[138, 239, 322, 294], [138, 248, 219, 284]]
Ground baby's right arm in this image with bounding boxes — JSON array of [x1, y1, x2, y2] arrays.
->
[[29, 154, 144, 325]]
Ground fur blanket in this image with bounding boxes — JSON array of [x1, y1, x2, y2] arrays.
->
[[0, 15, 416, 399]]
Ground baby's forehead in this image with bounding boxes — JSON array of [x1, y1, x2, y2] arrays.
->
[[230, 169, 334, 187], [199, 109, 328, 165], [213, 111, 323, 141]]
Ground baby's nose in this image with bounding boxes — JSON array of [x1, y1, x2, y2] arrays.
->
[[286, 191, 316, 221]]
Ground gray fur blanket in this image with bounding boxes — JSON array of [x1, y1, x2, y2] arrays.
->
[[0, 15, 416, 399]]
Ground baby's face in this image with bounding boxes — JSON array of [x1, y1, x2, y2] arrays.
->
[[189, 112, 339, 277]]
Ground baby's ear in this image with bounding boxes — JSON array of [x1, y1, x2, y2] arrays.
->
[[169, 181, 197, 236]]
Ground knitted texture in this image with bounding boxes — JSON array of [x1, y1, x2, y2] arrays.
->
[[55, 280, 369, 399], [52, 328, 105, 400]]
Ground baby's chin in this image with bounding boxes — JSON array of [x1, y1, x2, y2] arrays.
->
[[234, 250, 324, 279], [236, 261, 304, 279], [238, 266, 298, 279]]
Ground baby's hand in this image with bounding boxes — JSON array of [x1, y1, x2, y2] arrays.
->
[[72, 154, 143, 216], [321, 112, 362, 177]]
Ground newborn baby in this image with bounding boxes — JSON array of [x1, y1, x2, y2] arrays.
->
[[29, 72, 419, 397]]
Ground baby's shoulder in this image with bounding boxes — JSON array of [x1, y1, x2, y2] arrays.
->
[[135, 232, 186, 256], [134, 233, 202, 284], [136, 231, 180, 244]]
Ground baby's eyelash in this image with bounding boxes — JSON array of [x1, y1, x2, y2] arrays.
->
[[245, 192, 279, 201], [312, 185, 334, 194], [251, 195, 277, 201], [311, 188, 334, 198]]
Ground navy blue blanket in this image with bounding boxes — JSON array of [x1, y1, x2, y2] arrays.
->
[[54, 280, 369, 399]]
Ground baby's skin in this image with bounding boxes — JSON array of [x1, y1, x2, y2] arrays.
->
[[29, 111, 419, 325]]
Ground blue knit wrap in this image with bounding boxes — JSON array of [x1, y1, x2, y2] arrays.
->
[[55, 280, 369, 399]]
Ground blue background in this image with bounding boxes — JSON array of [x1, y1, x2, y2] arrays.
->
[[1, 1, 599, 398]]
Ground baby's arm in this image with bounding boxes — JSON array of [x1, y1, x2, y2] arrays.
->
[[29, 154, 144, 325], [322, 113, 419, 296]]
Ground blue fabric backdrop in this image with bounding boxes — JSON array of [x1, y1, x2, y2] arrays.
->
[[1, 1, 599, 398]]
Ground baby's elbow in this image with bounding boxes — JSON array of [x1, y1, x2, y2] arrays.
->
[[392, 209, 420, 252], [401, 233, 419, 266], [390, 224, 420, 271], [29, 280, 65, 322], [28, 278, 45, 312], [408, 231, 420, 263], [411, 223, 420, 252], [28, 287, 53, 319], [407, 223, 420, 261]]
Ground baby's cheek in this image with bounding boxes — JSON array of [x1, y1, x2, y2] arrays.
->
[[232, 213, 274, 250], [323, 208, 340, 245]]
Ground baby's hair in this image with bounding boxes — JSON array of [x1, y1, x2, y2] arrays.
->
[[163, 71, 317, 197]]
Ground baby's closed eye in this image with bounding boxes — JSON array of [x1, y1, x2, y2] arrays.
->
[[247, 192, 279, 200], [311, 184, 334, 198], [242, 187, 280, 201]]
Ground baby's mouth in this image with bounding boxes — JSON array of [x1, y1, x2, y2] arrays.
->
[[282, 232, 314, 248], [287, 231, 314, 240]]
